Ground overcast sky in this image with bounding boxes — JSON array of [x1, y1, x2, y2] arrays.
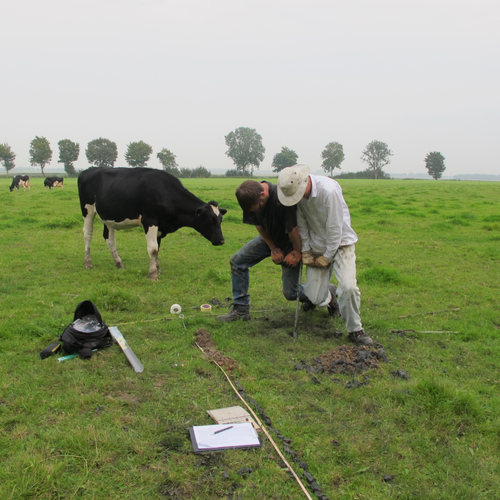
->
[[2, 0, 499, 176]]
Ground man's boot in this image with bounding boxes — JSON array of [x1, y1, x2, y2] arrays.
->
[[327, 284, 341, 318], [348, 330, 374, 346], [216, 304, 251, 322], [299, 293, 316, 312]]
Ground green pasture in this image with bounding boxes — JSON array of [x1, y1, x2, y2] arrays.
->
[[0, 176, 499, 499]]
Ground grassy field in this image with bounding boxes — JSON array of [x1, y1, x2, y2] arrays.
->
[[0, 175, 499, 500]]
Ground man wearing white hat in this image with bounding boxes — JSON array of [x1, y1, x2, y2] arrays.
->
[[277, 164, 374, 346]]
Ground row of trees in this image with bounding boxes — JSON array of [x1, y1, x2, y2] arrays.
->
[[224, 128, 395, 178], [224, 126, 446, 180], [0, 129, 447, 180], [0, 138, 179, 177]]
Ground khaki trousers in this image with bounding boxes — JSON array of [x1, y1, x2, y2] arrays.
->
[[303, 245, 363, 333]]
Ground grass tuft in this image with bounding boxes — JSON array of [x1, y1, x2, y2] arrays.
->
[[359, 266, 403, 285]]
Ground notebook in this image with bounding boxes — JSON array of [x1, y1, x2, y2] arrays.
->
[[189, 422, 261, 453]]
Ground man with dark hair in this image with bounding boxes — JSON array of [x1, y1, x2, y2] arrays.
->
[[217, 179, 304, 321]]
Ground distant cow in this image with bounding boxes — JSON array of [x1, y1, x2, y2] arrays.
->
[[9, 175, 31, 192], [44, 177, 64, 189], [78, 167, 227, 280]]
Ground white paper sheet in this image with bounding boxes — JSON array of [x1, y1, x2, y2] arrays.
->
[[190, 422, 260, 452]]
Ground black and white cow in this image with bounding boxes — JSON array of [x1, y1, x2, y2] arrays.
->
[[44, 177, 64, 189], [9, 175, 31, 192], [77, 167, 227, 280]]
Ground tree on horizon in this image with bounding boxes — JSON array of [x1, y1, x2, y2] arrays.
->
[[29, 136, 52, 176], [157, 148, 180, 177], [86, 138, 118, 168], [0, 143, 16, 173], [424, 151, 446, 180], [361, 140, 393, 179], [321, 141, 345, 177], [272, 146, 298, 173], [125, 141, 153, 167], [58, 139, 79, 177], [224, 127, 265, 176]]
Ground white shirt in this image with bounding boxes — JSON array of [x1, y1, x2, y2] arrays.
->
[[297, 175, 358, 260]]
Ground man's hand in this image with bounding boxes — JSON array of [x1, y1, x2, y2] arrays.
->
[[315, 255, 331, 269], [302, 250, 316, 267], [284, 250, 302, 267], [271, 248, 285, 265]]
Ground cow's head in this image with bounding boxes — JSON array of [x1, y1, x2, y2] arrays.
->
[[194, 201, 227, 245]]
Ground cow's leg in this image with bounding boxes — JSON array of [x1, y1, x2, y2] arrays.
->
[[104, 225, 125, 269], [83, 204, 97, 269], [145, 225, 160, 281], [156, 236, 162, 276]]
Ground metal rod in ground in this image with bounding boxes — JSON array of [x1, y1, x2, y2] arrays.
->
[[293, 262, 303, 339]]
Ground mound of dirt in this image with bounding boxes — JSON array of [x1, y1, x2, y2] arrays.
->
[[295, 345, 387, 375], [194, 328, 238, 372]]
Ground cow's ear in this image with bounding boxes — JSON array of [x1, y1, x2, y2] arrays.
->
[[220, 208, 227, 215]]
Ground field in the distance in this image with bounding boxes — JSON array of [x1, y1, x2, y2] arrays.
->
[[0, 176, 499, 499]]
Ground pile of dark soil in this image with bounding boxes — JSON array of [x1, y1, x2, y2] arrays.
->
[[295, 345, 387, 375], [194, 328, 238, 372]]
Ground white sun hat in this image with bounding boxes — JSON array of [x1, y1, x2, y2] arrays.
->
[[277, 164, 311, 206]]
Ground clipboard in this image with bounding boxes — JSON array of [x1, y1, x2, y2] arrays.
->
[[189, 422, 261, 453]]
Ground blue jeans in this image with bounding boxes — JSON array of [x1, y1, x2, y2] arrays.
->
[[230, 236, 301, 306]]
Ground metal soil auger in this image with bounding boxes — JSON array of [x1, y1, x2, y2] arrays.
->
[[292, 262, 303, 339]]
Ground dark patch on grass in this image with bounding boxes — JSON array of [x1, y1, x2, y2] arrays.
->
[[18, 216, 40, 224], [295, 345, 387, 376], [159, 475, 186, 498], [483, 214, 500, 222], [360, 206, 376, 214], [404, 210, 426, 218], [42, 216, 82, 229], [377, 219, 391, 226], [448, 216, 471, 226], [257, 313, 339, 340], [391, 369, 410, 380], [459, 212, 477, 221]]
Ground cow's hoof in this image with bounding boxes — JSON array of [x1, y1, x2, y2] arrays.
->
[[115, 262, 125, 269]]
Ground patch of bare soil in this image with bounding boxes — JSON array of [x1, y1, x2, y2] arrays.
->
[[295, 345, 388, 376], [194, 328, 238, 372], [257, 313, 342, 339]]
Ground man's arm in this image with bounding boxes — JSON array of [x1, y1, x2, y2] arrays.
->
[[283, 226, 302, 267], [256, 225, 284, 264], [296, 207, 311, 253], [288, 226, 301, 253], [323, 190, 344, 261]]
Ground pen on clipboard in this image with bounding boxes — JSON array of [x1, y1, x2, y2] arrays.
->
[[213, 425, 233, 434]]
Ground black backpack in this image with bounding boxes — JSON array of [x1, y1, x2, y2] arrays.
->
[[59, 301, 113, 359]]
